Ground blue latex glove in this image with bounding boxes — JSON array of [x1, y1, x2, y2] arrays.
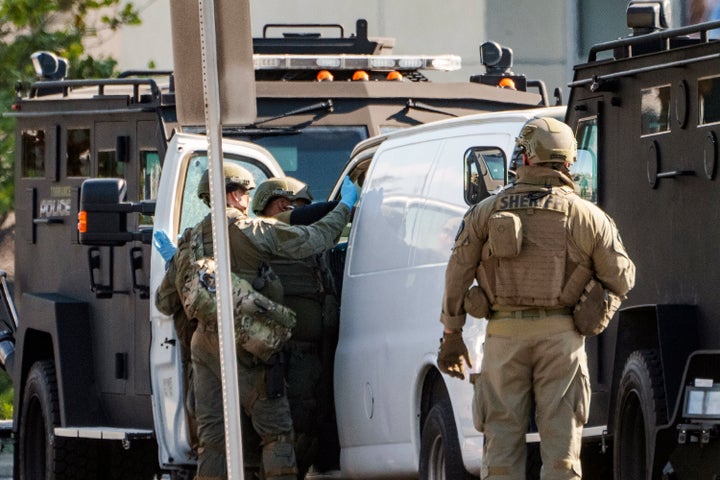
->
[[153, 230, 177, 262], [339, 176, 358, 208]]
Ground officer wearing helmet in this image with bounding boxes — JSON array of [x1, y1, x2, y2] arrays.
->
[[438, 117, 635, 479], [156, 163, 358, 480], [251, 177, 310, 217], [253, 177, 343, 477]]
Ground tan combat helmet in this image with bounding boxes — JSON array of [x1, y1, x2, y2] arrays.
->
[[285, 177, 313, 205], [197, 163, 256, 206], [251, 177, 312, 215], [516, 117, 577, 165]]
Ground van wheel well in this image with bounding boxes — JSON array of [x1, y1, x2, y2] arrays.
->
[[420, 368, 447, 430], [419, 369, 477, 480]]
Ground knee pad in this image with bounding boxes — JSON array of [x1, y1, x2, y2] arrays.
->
[[261, 433, 297, 479]]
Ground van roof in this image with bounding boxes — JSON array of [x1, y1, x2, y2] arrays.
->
[[349, 105, 566, 158]]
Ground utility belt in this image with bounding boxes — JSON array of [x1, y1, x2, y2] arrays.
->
[[488, 306, 573, 320]]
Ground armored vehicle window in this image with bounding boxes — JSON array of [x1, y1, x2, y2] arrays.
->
[[67, 128, 91, 177], [21, 129, 45, 178], [139, 151, 161, 225], [641, 86, 671, 136], [699, 76, 720, 125], [237, 126, 367, 201], [572, 117, 598, 204], [98, 150, 125, 178]]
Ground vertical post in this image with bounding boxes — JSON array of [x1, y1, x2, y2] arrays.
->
[[196, 0, 244, 478]]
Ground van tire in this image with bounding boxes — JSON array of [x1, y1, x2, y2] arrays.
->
[[419, 400, 476, 480], [613, 349, 666, 480], [18, 360, 98, 480]]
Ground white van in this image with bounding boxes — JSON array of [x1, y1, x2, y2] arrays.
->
[[326, 106, 569, 478]]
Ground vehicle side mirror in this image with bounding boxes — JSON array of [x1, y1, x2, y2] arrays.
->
[[78, 178, 155, 246]]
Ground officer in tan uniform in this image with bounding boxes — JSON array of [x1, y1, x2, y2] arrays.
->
[[252, 177, 342, 479], [437, 117, 635, 480], [157, 164, 357, 480]]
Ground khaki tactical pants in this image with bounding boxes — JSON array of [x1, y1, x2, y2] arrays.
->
[[191, 327, 297, 480], [472, 316, 590, 480]]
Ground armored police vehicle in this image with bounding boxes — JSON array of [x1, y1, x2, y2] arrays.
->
[[0, 19, 553, 479], [564, 1, 720, 478]]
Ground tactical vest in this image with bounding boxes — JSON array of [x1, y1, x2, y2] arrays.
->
[[178, 218, 296, 362], [230, 217, 284, 303], [270, 258, 324, 299], [478, 185, 592, 308]]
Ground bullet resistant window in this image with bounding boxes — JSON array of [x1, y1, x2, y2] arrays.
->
[[572, 117, 598, 204], [98, 150, 125, 178], [67, 128, 91, 177], [640, 86, 671, 136], [698, 76, 720, 125], [21, 129, 45, 178], [139, 150, 161, 225]]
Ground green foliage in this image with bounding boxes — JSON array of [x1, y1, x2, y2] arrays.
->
[[0, 0, 141, 217], [0, 369, 11, 419], [0, 0, 142, 416]]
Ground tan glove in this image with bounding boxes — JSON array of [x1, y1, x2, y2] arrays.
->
[[437, 331, 472, 380]]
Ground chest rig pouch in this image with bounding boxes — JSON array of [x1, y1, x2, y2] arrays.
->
[[180, 223, 296, 362], [478, 187, 584, 308]]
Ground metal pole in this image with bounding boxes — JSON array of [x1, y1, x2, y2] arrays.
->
[[197, 0, 245, 478]]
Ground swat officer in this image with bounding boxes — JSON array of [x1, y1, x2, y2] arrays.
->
[[437, 117, 635, 480], [251, 177, 343, 478], [157, 163, 357, 480]]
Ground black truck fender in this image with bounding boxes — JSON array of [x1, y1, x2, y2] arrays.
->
[[13, 292, 100, 430]]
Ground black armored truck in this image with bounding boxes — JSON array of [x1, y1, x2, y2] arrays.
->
[[0, 19, 553, 479], [565, 1, 720, 478]]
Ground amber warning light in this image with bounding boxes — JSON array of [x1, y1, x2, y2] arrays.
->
[[77, 211, 87, 233]]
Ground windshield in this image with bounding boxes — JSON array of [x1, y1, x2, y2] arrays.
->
[[235, 126, 368, 200]]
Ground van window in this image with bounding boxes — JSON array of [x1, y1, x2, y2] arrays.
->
[[349, 140, 440, 274], [178, 154, 274, 234], [464, 147, 506, 204], [640, 85, 670, 135], [573, 117, 598, 203], [699, 76, 720, 125], [21, 129, 46, 178]]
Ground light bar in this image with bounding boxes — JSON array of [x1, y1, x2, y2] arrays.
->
[[253, 54, 462, 72]]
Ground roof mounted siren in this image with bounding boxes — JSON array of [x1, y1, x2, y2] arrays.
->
[[626, 0, 671, 35], [471, 41, 527, 91], [471, 41, 552, 106], [31, 51, 69, 81]]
